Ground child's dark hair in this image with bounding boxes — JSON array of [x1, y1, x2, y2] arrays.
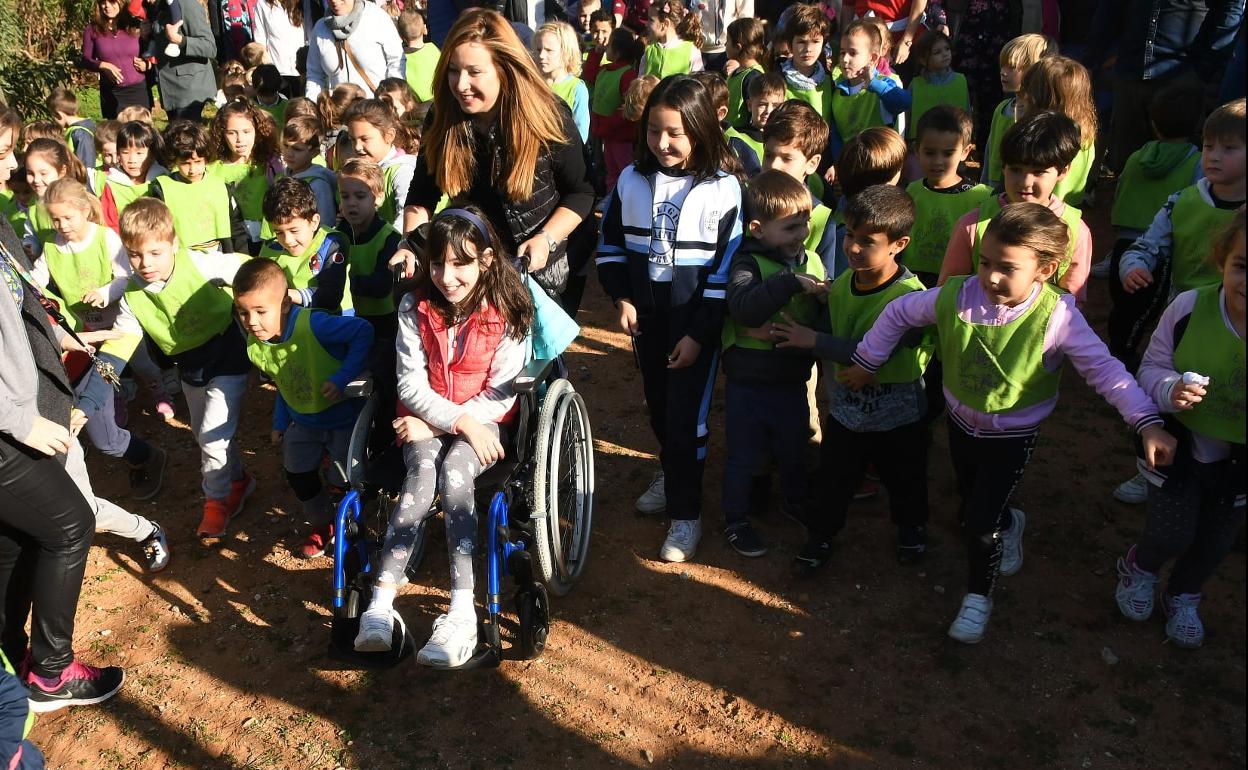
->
[[763, 101, 828, 160], [117, 120, 163, 159], [162, 120, 211, 164], [915, 105, 974, 147], [844, 184, 915, 242], [342, 98, 416, 153], [837, 127, 907, 197], [21, 121, 63, 148], [649, 0, 702, 44], [634, 75, 741, 181], [747, 71, 787, 101], [999, 110, 1081, 171], [283, 115, 324, 150], [263, 177, 320, 225], [234, 255, 290, 296], [1147, 80, 1203, 140], [779, 3, 829, 44], [1203, 97, 1246, 146], [1211, 206, 1245, 269], [607, 28, 643, 66], [746, 169, 812, 223], [251, 64, 283, 97], [418, 204, 534, 340], [589, 9, 614, 30], [377, 78, 419, 116], [983, 202, 1069, 270], [210, 98, 280, 169], [94, 119, 121, 156], [727, 18, 767, 63], [690, 72, 729, 113], [44, 87, 79, 118], [911, 30, 952, 75], [285, 97, 319, 123]]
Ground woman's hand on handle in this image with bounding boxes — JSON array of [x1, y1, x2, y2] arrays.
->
[[516, 232, 551, 272], [22, 416, 72, 456]]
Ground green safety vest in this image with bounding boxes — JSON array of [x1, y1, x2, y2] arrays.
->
[[348, 222, 398, 316], [42, 224, 114, 331], [106, 178, 150, 212], [971, 196, 1081, 285], [984, 98, 1015, 187], [404, 44, 440, 103], [1170, 185, 1236, 293], [245, 306, 342, 415], [727, 63, 763, 127], [88, 167, 108, 197], [830, 82, 886, 142], [1173, 285, 1246, 443], [724, 126, 762, 168], [785, 79, 833, 122], [643, 40, 695, 79], [908, 72, 970, 140], [124, 249, 236, 355], [209, 161, 270, 239], [379, 160, 411, 226], [156, 175, 234, 249], [591, 64, 628, 116], [721, 250, 825, 350], [904, 180, 994, 276], [65, 124, 97, 167], [27, 202, 54, 244], [259, 227, 335, 293], [936, 275, 1061, 413], [1, 189, 26, 238], [257, 98, 288, 130], [550, 76, 582, 111], [0, 649, 33, 737], [828, 270, 932, 383], [1110, 143, 1201, 232], [1052, 141, 1096, 207], [806, 203, 832, 257]]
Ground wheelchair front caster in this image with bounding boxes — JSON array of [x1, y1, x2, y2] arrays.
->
[[515, 584, 550, 659]]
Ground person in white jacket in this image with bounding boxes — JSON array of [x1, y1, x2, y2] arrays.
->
[[252, 0, 308, 94], [305, 0, 404, 99]]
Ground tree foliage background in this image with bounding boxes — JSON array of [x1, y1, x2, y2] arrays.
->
[[0, 0, 94, 118]]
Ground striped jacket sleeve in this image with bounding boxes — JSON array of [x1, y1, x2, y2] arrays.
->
[[688, 178, 743, 347], [595, 187, 632, 303]]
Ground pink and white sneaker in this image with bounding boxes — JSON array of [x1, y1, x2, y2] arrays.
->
[[154, 393, 175, 421]]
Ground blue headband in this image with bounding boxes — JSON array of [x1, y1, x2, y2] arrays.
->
[[438, 208, 490, 243]]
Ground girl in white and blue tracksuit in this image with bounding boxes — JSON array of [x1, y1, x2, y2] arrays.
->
[[596, 76, 743, 555]]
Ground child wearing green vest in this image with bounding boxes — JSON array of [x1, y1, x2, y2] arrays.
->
[[341, 100, 418, 234], [260, 177, 348, 312], [20, 139, 91, 259], [590, 28, 642, 189], [397, 8, 440, 113], [844, 202, 1177, 645], [1115, 210, 1246, 650], [535, 21, 592, 143], [980, 34, 1055, 191], [233, 258, 374, 558], [827, 127, 909, 282], [87, 120, 121, 199], [771, 185, 933, 574], [726, 72, 784, 177], [46, 87, 97, 171], [251, 65, 289, 130], [1106, 81, 1204, 375], [103, 122, 167, 221], [720, 171, 825, 558], [761, 101, 837, 280], [1018, 56, 1099, 207], [150, 120, 249, 254], [725, 17, 766, 129], [582, 9, 615, 92], [207, 99, 283, 253], [336, 159, 400, 343], [906, 32, 970, 142], [100, 199, 257, 541], [640, 0, 703, 78], [903, 106, 993, 287], [828, 21, 911, 160], [280, 116, 338, 226], [939, 111, 1092, 306]]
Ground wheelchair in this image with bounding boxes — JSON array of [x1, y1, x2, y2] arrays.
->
[[327, 357, 595, 670]]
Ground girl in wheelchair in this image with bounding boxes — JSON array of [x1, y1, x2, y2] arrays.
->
[[353, 205, 535, 668]]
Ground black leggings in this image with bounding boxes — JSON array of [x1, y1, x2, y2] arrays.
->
[[0, 438, 95, 679], [947, 419, 1037, 597], [1108, 237, 1171, 374]]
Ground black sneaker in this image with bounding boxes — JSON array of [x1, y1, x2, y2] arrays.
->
[[793, 538, 833, 578], [128, 446, 167, 502], [26, 659, 125, 713], [725, 523, 767, 557], [897, 526, 928, 565], [140, 523, 171, 573]]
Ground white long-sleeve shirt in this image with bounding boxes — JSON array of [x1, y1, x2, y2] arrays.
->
[[304, 3, 404, 99], [252, 0, 308, 77]]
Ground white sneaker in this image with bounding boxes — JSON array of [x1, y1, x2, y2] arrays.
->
[[353, 607, 394, 652], [635, 472, 666, 515], [1089, 256, 1112, 278], [417, 613, 478, 668], [947, 593, 993, 644], [1115, 545, 1158, 621], [1113, 473, 1149, 504], [999, 508, 1026, 576], [659, 519, 701, 563], [1162, 593, 1204, 648]]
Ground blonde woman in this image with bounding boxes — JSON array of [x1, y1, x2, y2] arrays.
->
[[533, 21, 590, 142], [396, 9, 594, 295]]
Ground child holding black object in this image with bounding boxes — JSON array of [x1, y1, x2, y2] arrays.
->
[[259, 177, 348, 312], [843, 203, 1176, 644], [773, 185, 932, 574], [720, 170, 824, 557], [234, 259, 373, 558]]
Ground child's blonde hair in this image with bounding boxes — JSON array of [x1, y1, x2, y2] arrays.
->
[[534, 21, 583, 78], [1211, 206, 1246, 269], [1019, 56, 1097, 149], [983, 201, 1070, 271], [337, 157, 384, 198], [115, 105, 153, 126], [1203, 97, 1246, 146], [999, 33, 1057, 70], [118, 197, 176, 250], [43, 178, 103, 225], [240, 42, 267, 70], [622, 76, 659, 122], [21, 121, 63, 149]]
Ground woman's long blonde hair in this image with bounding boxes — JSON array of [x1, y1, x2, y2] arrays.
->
[[426, 9, 567, 202]]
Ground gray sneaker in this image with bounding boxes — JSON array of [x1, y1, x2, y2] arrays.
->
[[659, 519, 701, 562], [947, 593, 993, 644], [635, 472, 666, 515], [1113, 473, 1149, 504], [999, 508, 1026, 576]]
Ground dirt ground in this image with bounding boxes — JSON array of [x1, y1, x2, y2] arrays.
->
[[28, 182, 1246, 769]]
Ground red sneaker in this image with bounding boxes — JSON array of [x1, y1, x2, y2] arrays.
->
[[299, 525, 335, 559], [224, 471, 257, 519], [197, 499, 230, 538]]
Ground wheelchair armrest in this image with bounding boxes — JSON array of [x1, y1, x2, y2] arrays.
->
[[344, 374, 373, 400], [513, 358, 557, 394]]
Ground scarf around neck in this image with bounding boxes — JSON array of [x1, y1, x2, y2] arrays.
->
[[325, 0, 365, 41], [783, 60, 826, 92]]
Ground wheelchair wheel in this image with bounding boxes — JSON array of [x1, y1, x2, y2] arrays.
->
[[345, 393, 379, 488], [531, 379, 595, 596], [514, 583, 550, 659]]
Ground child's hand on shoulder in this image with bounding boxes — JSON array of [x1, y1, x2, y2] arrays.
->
[[1139, 424, 1177, 469], [772, 313, 815, 349], [321, 381, 341, 402], [1121, 267, 1153, 293], [667, 335, 701, 369], [793, 273, 829, 296], [81, 288, 108, 309], [837, 363, 875, 391]]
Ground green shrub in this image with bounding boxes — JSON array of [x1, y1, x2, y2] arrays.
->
[[0, 0, 96, 119]]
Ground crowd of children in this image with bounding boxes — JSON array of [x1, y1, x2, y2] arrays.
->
[[0, 2, 1242, 736]]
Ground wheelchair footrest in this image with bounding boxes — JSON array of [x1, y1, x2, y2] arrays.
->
[[326, 613, 415, 670], [506, 548, 536, 589]]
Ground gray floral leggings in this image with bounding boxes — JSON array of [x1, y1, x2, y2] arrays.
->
[[375, 428, 498, 591]]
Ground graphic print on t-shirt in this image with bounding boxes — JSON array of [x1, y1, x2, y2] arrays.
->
[[650, 200, 680, 268]]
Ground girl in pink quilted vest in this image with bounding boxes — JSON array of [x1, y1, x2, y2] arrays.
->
[[353, 205, 534, 668]]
